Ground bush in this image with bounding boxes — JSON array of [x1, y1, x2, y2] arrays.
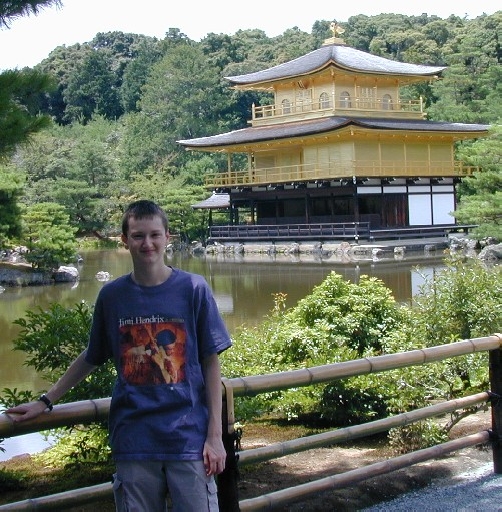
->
[[35, 425, 111, 468], [221, 273, 410, 423], [10, 302, 116, 403], [0, 466, 28, 492], [412, 255, 502, 343], [388, 421, 449, 454], [1, 302, 116, 466], [320, 378, 389, 427]]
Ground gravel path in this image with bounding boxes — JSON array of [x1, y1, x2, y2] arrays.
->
[[363, 462, 502, 511]]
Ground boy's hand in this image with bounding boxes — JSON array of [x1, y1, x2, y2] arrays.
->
[[203, 435, 226, 476], [4, 400, 47, 422]]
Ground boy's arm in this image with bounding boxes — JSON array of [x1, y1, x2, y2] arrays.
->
[[201, 352, 226, 476], [5, 350, 97, 422]]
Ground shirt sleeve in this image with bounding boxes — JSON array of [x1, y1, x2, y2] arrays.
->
[[85, 292, 113, 366], [195, 278, 232, 360]]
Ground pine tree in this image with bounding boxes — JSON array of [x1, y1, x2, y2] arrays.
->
[[0, 0, 58, 158], [0, 0, 62, 28]]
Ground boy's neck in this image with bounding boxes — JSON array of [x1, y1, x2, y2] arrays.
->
[[131, 264, 172, 287]]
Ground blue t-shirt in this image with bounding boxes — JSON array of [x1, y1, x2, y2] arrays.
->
[[85, 268, 232, 461]]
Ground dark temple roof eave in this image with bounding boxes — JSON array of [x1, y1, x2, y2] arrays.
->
[[177, 117, 490, 150], [224, 43, 446, 87]]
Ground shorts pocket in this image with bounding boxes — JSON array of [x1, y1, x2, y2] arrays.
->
[[206, 478, 219, 511], [112, 473, 125, 512]]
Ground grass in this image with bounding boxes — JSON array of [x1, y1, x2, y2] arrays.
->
[[0, 455, 116, 508]]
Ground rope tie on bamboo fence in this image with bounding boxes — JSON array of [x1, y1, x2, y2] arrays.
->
[[488, 391, 502, 407], [233, 426, 243, 453], [229, 426, 243, 479]]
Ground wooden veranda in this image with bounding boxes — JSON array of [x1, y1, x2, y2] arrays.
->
[[206, 223, 477, 244]]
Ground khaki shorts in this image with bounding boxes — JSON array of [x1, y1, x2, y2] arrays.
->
[[112, 459, 219, 512]]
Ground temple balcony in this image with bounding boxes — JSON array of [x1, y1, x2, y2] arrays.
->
[[251, 96, 425, 126], [204, 161, 479, 189]]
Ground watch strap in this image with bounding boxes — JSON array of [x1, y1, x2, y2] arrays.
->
[[39, 394, 53, 411]]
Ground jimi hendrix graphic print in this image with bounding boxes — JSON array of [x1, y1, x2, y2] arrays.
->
[[118, 316, 186, 386]]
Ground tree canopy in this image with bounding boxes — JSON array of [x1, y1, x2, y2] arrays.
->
[[1, 11, 501, 244]]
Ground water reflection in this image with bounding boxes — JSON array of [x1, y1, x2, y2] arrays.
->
[[0, 433, 54, 462]]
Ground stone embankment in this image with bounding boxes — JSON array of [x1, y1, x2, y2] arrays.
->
[[0, 262, 79, 287], [201, 236, 502, 263], [0, 262, 53, 286]]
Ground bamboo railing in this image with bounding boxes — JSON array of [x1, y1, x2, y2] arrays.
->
[[1, 334, 501, 511]]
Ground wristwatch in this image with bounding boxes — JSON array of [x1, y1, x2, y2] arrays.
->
[[38, 394, 53, 411]]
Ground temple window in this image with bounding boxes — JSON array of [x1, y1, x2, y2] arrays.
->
[[340, 91, 351, 108], [319, 92, 330, 108], [382, 94, 393, 110], [282, 98, 291, 114]]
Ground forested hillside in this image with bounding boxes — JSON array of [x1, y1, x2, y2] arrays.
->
[[1, 12, 501, 244]]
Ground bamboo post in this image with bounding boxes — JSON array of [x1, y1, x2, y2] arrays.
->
[[217, 379, 241, 512], [489, 338, 502, 473]]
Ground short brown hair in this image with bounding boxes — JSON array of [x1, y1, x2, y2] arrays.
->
[[121, 200, 169, 236]]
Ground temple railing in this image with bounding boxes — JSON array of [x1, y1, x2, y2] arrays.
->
[[204, 161, 479, 188]]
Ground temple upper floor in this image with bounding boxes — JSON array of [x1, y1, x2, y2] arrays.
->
[[225, 42, 446, 125]]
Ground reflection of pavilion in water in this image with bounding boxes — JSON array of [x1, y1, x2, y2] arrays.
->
[[213, 293, 234, 314]]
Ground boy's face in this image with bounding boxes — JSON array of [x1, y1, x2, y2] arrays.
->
[[121, 215, 169, 268]]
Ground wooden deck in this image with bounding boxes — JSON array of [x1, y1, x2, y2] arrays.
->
[[208, 223, 476, 243]]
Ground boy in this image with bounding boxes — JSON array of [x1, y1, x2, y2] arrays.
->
[[6, 200, 232, 511]]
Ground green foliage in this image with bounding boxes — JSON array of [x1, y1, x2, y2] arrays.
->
[[0, 387, 37, 408], [123, 168, 209, 242], [120, 42, 235, 175], [63, 50, 122, 123], [289, 273, 406, 356], [454, 126, 502, 240], [2, 301, 116, 468], [34, 425, 111, 468], [22, 202, 78, 270], [16, 117, 121, 237], [427, 13, 502, 124], [119, 37, 163, 113], [319, 376, 388, 426], [402, 257, 501, 409], [0, 167, 23, 245], [222, 273, 408, 423], [0, 466, 28, 492], [0, 69, 53, 158], [222, 257, 499, 441], [388, 420, 449, 454], [11, 302, 116, 401], [0, 1, 61, 28], [412, 256, 502, 343]]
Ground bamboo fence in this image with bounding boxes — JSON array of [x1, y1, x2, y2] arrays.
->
[[0, 334, 501, 511]]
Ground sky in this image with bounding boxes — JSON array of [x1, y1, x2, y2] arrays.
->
[[0, 0, 500, 70]]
